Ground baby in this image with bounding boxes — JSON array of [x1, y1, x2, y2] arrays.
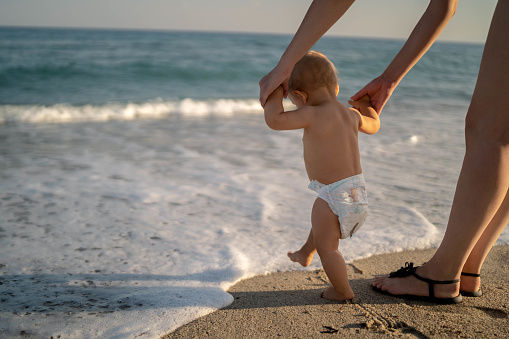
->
[[263, 51, 380, 301]]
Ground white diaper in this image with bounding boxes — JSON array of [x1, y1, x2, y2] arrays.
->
[[308, 173, 368, 239]]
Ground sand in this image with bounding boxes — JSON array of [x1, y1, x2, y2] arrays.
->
[[164, 245, 509, 338]]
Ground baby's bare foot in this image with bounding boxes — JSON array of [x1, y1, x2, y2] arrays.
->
[[321, 286, 354, 301], [287, 250, 313, 267]]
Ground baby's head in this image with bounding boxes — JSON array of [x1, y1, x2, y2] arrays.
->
[[289, 51, 339, 102]]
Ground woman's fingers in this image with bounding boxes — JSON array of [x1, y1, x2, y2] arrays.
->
[[259, 70, 290, 107]]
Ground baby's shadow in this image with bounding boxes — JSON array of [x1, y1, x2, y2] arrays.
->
[[225, 277, 403, 310]]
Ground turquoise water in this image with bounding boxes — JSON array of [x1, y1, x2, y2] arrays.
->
[[1, 27, 482, 109], [1, 27, 285, 105]]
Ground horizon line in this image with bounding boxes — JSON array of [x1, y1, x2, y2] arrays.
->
[[0, 24, 485, 46]]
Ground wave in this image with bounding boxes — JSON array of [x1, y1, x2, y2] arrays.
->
[[0, 98, 267, 124]]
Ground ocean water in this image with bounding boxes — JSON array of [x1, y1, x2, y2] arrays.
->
[[0, 27, 507, 338]]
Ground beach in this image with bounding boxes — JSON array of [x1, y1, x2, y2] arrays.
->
[[166, 246, 509, 338], [1, 28, 508, 338]]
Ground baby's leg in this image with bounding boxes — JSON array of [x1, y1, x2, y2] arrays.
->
[[312, 198, 354, 301], [288, 228, 316, 267]]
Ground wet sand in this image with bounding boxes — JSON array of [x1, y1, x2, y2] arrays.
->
[[164, 246, 509, 338]]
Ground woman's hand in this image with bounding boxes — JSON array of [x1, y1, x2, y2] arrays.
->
[[259, 0, 357, 107], [259, 66, 291, 108], [350, 74, 397, 114]]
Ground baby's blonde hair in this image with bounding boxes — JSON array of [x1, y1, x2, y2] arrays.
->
[[289, 51, 339, 93]]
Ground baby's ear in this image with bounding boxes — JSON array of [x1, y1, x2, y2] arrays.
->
[[292, 90, 308, 103], [335, 84, 339, 96]]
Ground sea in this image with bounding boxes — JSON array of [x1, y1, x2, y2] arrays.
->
[[1, 27, 507, 338]]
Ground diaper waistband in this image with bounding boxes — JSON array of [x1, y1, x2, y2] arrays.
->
[[308, 173, 365, 192]]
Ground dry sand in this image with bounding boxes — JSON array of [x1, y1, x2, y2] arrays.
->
[[164, 245, 509, 338]]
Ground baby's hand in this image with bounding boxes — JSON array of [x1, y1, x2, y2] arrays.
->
[[348, 95, 373, 110]]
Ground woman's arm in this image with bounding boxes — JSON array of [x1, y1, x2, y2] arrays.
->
[[351, 0, 458, 113], [259, 0, 356, 107]]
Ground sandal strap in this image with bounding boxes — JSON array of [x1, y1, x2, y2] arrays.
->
[[411, 269, 460, 298], [389, 262, 460, 298], [461, 272, 480, 278]]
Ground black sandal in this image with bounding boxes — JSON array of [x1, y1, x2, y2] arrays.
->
[[372, 262, 463, 304], [460, 272, 482, 297]]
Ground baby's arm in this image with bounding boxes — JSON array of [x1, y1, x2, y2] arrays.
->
[[263, 86, 314, 131], [348, 95, 380, 135]]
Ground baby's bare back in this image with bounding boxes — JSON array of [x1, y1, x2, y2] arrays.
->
[[302, 101, 362, 184]]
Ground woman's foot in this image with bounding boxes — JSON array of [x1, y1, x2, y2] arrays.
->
[[321, 286, 354, 301], [287, 249, 315, 267], [372, 264, 460, 301], [460, 272, 482, 296]]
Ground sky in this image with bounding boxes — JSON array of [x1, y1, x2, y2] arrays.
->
[[0, 0, 498, 43]]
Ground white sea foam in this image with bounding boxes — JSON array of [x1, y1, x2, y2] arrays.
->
[[1, 105, 508, 338], [0, 98, 270, 124], [409, 135, 419, 143]]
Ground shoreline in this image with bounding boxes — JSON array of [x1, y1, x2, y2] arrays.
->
[[164, 245, 509, 338]]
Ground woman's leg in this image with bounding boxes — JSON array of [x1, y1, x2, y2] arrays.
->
[[373, 0, 509, 299], [460, 187, 509, 292]]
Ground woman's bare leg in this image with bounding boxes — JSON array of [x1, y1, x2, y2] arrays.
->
[[373, 0, 509, 299], [460, 187, 509, 292], [288, 228, 317, 267]]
